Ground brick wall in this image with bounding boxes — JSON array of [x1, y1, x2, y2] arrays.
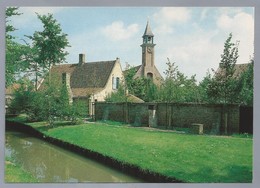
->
[[95, 102, 126, 122], [128, 103, 149, 126], [95, 102, 240, 134]]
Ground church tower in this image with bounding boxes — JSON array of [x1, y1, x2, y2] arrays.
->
[[131, 21, 162, 85], [141, 21, 156, 80]]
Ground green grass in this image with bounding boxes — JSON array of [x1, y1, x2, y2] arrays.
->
[[5, 158, 38, 183], [24, 121, 252, 183], [6, 114, 28, 123]]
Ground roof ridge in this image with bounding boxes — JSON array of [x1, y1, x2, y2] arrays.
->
[[53, 60, 116, 66], [85, 60, 116, 64]]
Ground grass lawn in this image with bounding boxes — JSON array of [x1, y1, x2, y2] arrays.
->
[[5, 158, 38, 183], [22, 120, 253, 183]]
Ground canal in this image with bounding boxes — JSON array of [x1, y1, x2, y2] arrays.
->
[[5, 131, 143, 183]]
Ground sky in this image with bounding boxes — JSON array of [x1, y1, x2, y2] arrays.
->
[[9, 7, 254, 82]]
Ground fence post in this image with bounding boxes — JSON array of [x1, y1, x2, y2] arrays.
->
[[124, 102, 129, 124], [168, 103, 172, 129], [148, 104, 157, 127], [92, 102, 96, 121]]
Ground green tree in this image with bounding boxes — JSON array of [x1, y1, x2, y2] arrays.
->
[[67, 101, 87, 125], [5, 7, 27, 87], [6, 40, 29, 87], [207, 33, 239, 104], [123, 66, 158, 102], [25, 13, 70, 125], [105, 84, 128, 102], [198, 70, 213, 103], [26, 13, 70, 75], [20, 40, 47, 91], [6, 7, 21, 39], [144, 79, 158, 102], [206, 33, 240, 134], [8, 78, 35, 115], [237, 58, 254, 105], [158, 58, 199, 103], [124, 66, 138, 94]]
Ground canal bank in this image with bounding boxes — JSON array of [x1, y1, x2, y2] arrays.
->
[[5, 130, 142, 183], [5, 120, 182, 183]]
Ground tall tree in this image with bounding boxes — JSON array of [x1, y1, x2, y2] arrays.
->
[[158, 58, 199, 103], [5, 7, 26, 87], [207, 33, 239, 104], [26, 13, 70, 77], [6, 7, 21, 39], [25, 13, 70, 125]]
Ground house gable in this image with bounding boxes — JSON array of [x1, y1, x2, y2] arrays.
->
[[39, 56, 123, 101]]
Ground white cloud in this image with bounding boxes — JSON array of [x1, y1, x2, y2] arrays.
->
[[101, 21, 139, 41], [153, 7, 191, 34], [154, 7, 191, 24], [10, 7, 66, 30], [152, 8, 254, 82], [217, 11, 254, 64], [156, 29, 222, 81], [217, 12, 254, 35]]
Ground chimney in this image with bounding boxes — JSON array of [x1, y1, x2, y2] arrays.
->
[[79, 53, 86, 65]]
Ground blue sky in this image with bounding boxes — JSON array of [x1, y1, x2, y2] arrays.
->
[[9, 7, 254, 82]]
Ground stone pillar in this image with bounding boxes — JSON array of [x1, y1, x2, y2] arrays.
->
[[190, 123, 204, 135], [148, 104, 157, 127]]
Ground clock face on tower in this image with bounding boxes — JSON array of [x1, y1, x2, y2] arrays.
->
[[147, 47, 152, 53]]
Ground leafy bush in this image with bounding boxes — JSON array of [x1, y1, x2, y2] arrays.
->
[[9, 75, 87, 126], [67, 101, 87, 125]]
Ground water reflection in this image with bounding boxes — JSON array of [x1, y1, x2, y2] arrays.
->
[[5, 131, 142, 183]]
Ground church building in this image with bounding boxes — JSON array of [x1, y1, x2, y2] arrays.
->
[[131, 21, 163, 85]]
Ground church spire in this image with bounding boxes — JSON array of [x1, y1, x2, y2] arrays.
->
[[143, 20, 154, 37], [142, 20, 154, 44]]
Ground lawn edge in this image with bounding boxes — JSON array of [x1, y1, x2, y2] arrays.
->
[[5, 120, 184, 183]]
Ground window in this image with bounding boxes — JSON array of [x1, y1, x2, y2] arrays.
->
[[116, 77, 120, 89], [147, 72, 153, 80], [112, 77, 120, 90]]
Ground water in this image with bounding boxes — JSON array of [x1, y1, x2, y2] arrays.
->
[[5, 131, 142, 183]]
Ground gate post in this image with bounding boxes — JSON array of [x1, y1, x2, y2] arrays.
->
[[124, 102, 129, 124], [148, 104, 157, 127]]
